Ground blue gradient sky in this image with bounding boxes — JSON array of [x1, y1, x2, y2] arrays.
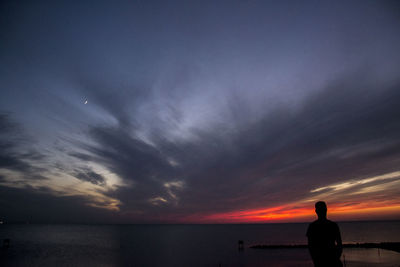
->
[[1, 0, 400, 223]]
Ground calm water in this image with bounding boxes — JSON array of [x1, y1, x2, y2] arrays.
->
[[1, 221, 400, 266]]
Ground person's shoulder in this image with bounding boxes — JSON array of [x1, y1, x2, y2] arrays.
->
[[308, 220, 319, 227], [326, 219, 340, 230], [326, 219, 338, 226], [306, 220, 318, 235]]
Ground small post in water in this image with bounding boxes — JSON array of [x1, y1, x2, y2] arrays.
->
[[238, 240, 244, 251]]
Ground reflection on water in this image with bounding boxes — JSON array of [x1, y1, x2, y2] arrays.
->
[[0, 222, 399, 266], [342, 248, 400, 267]]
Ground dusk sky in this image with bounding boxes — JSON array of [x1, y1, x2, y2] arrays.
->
[[1, 0, 400, 223]]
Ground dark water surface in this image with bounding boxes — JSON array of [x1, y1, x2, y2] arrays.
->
[[1, 221, 400, 266]]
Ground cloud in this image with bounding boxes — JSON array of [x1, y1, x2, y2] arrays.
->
[[68, 152, 94, 162], [0, 113, 122, 215], [149, 196, 168, 206], [0, 113, 45, 175], [74, 168, 106, 185], [0, 185, 119, 223], [2, 67, 400, 223], [62, 70, 400, 222], [1, 0, 400, 222], [310, 171, 400, 194]]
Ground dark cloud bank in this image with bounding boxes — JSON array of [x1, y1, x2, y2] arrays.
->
[[1, 74, 400, 223], [1, 0, 400, 223], [0, 113, 46, 179], [66, 74, 400, 222]]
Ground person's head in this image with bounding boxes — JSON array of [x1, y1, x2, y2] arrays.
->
[[315, 201, 327, 219]]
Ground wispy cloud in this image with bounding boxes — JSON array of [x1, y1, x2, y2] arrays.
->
[[311, 171, 400, 193], [1, 1, 400, 222], [0, 114, 123, 213]]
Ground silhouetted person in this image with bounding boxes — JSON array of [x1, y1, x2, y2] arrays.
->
[[306, 201, 343, 267]]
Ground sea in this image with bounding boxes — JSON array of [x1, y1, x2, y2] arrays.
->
[[1, 221, 400, 266]]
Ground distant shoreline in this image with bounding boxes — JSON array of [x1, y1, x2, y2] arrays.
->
[[1, 219, 400, 225], [251, 242, 400, 253]]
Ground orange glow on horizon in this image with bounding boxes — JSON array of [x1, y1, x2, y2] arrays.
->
[[182, 201, 400, 223]]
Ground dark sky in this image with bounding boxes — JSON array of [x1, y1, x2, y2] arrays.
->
[[1, 0, 400, 223]]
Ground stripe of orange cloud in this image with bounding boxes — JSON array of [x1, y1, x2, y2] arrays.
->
[[181, 201, 400, 223], [180, 171, 400, 223]]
